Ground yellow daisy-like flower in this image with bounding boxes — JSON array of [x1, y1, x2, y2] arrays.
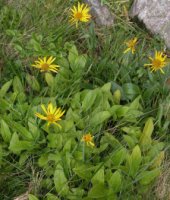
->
[[32, 56, 60, 73], [35, 102, 65, 128], [81, 133, 95, 147], [144, 51, 167, 74], [70, 2, 91, 28], [124, 37, 138, 54]]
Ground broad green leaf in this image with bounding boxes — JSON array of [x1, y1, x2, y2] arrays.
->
[[47, 134, 62, 150], [138, 169, 160, 185], [123, 135, 136, 149], [28, 194, 39, 200], [116, 106, 129, 118], [38, 154, 49, 167], [28, 121, 40, 141], [74, 55, 86, 71], [113, 89, 121, 104], [13, 76, 24, 93], [45, 73, 54, 87], [151, 151, 164, 169], [101, 82, 111, 93], [112, 148, 127, 166], [73, 164, 93, 180], [90, 111, 111, 126], [57, 57, 69, 69], [0, 80, 12, 98], [67, 188, 84, 200], [140, 118, 154, 151], [108, 170, 121, 193], [82, 90, 97, 112], [121, 126, 141, 138], [46, 193, 60, 200], [0, 119, 12, 143], [62, 120, 74, 132], [9, 132, 33, 154], [101, 132, 122, 148], [126, 145, 142, 177], [68, 45, 79, 67], [9, 120, 33, 140], [63, 139, 72, 152], [87, 184, 110, 199], [122, 83, 140, 100], [54, 164, 69, 196], [91, 167, 104, 185], [129, 96, 141, 110], [147, 142, 164, 160], [19, 152, 30, 165], [26, 74, 40, 92]]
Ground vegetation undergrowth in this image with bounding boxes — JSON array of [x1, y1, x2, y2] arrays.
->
[[0, 0, 170, 199]]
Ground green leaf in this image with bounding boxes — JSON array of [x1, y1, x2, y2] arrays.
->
[[151, 151, 164, 169], [123, 135, 136, 149], [138, 169, 160, 185], [91, 167, 104, 185], [26, 74, 40, 92], [45, 73, 54, 87], [129, 96, 141, 110], [62, 119, 74, 132], [28, 121, 40, 141], [123, 83, 140, 100], [113, 89, 121, 104], [74, 55, 86, 71], [46, 193, 60, 200], [108, 170, 121, 193], [112, 148, 127, 166], [9, 132, 33, 154], [101, 133, 122, 148], [68, 45, 79, 67], [116, 106, 129, 118], [101, 82, 111, 93], [90, 111, 111, 126], [126, 145, 142, 177], [73, 164, 93, 180], [82, 90, 97, 112], [54, 164, 69, 196], [47, 134, 62, 150], [9, 120, 33, 140], [140, 118, 154, 151], [0, 80, 12, 98], [88, 184, 112, 199], [13, 76, 24, 93], [28, 194, 39, 200], [67, 188, 84, 200], [38, 154, 49, 167], [0, 119, 12, 143]]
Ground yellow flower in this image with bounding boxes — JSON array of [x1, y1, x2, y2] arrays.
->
[[124, 37, 138, 54], [32, 56, 60, 73], [70, 2, 91, 28], [144, 51, 167, 74], [81, 133, 95, 147], [35, 102, 65, 128]]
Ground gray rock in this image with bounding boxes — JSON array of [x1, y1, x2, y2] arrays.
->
[[130, 0, 170, 48], [83, 0, 114, 26]]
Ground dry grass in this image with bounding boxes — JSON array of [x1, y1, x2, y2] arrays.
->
[[154, 160, 170, 200]]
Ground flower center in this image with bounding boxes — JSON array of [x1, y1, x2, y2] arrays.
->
[[83, 135, 92, 142], [75, 12, 83, 20], [41, 63, 49, 70], [47, 114, 55, 122], [153, 59, 162, 68]]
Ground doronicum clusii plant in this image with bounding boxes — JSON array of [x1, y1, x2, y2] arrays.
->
[[44, 42, 88, 100], [0, 81, 161, 199]]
